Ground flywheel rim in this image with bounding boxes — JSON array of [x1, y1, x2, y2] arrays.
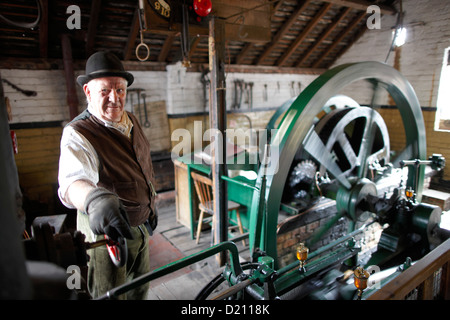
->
[[249, 61, 426, 266]]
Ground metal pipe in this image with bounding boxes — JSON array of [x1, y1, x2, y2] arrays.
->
[[97, 241, 243, 299], [276, 227, 364, 276], [210, 278, 254, 300]]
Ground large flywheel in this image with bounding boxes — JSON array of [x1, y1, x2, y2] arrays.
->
[[314, 106, 390, 178], [248, 61, 426, 267]]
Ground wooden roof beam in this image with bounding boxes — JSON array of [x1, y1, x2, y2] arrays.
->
[[256, 0, 311, 65], [312, 11, 366, 68], [295, 6, 351, 67], [188, 36, 201, 61], [235, 43, 254, 64], [85, 0, 102, 57], [38, 0, 48, 58], [277, 3, 332, 67], [235, 0, 285, 65], [124, 7, 140, 60], [327, 19, 368, 68], [320, 0, 396, 15], [158, 34, 174, 62]]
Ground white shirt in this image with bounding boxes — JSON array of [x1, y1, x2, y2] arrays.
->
[[58, 105, 133, 208]]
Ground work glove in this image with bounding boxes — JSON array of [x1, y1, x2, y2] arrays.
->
[[84, 187, 134, 241]]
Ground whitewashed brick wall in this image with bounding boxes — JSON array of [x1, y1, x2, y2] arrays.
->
[[2, 69, 75, 123], [2, 65, 316, 123], [165, 61, 317, 115], [333, 0, 450, 107]]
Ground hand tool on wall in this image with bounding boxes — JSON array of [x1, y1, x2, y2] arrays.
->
[[141, 93, 151, 127], [128, 88, 145, 124], [128, 91, 134, 114], [248, 82, 253, 110], [233, 79, 244, 109], [2, 79, 37, 97]]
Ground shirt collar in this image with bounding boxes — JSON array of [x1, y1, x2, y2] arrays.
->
[[87, 104, 133, 138]]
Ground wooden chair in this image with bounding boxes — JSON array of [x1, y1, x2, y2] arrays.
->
[[191, 171, 245, 245]]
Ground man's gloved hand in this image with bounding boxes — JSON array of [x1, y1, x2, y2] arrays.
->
[[84, 187, 134, 241]]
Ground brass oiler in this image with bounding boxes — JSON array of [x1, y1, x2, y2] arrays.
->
[[354, 266, 370, 300], [296, 243, 309, 273]]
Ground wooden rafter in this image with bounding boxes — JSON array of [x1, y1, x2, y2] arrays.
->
[[38, 0, 48, 58], [188, 36, 202, 61], [277, 2, 332, 67], [236, 0, 286, 65], [85, 0, 102, 57], [320, 0, 396, 15], [123, 7, 140, 60], [235, 43, 253, 64], [312, 10, 366, 68], [256, 0, 311, 65], [158, 34, 175, 62], [295, 6, 351, 67], [328, 16, 368, 68]]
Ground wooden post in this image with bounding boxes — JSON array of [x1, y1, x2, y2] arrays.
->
[[61, 34, 79, 120], [209, 17, 228, 266]]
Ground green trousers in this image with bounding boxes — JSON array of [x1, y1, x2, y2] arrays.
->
[[77, 211, 150, 299]]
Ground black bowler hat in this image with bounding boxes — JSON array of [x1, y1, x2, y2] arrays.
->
[[77, 51, 134, 87]]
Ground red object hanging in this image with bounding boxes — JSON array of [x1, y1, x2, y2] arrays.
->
[[193, 0, 212, 17]]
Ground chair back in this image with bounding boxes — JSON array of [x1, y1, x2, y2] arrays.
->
[[191, 171, 214, 212]]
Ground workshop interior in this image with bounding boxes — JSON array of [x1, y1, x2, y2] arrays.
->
[[1, 0, 450, 300]]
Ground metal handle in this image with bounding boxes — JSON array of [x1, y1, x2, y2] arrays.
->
[[136, 32, 150, 62]]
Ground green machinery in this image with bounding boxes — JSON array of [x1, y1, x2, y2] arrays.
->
[[99, 61, 449, 300]]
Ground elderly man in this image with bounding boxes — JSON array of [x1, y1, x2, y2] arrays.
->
[[58, 51, 157, 299]]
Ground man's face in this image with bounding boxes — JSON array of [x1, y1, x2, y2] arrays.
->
[[84, 77, 127, 122]]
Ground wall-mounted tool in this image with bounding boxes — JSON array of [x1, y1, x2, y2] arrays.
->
[[233, 79, 244, 109], [141, 93, 151, 127], [128, 88, 145, 124], [247, 82, 253, 110], [2, 79, 37, 97]]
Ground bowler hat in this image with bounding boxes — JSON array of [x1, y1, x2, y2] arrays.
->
[[77, 51, 134, 87]]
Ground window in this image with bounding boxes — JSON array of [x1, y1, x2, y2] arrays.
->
[[435, 47, 450, 131]]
